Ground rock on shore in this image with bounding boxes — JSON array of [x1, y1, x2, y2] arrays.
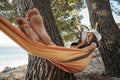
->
[[0, 65, 27, 80]]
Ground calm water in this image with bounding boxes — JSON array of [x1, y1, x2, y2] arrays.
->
[[0, 46, 28, 71]]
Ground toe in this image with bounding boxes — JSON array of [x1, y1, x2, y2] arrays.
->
[[26, 10, 33, 21], [32, 8, 40, 15], [16, 17, 24, 25]]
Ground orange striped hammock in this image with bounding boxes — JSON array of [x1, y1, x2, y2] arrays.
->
[[0, 16, 94, 73]]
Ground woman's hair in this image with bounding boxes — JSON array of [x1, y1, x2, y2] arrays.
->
[[70, 42, 79, 47], [92, 33, 98, 42]]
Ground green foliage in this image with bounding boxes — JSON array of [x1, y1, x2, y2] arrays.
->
[[0, 0, 84, 43], [51, 0, 84, 42], [0, 0, 18, 23], [1, 0, 120, 43]]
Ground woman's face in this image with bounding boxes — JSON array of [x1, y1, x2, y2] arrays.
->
[[87, 32, 95, 43]]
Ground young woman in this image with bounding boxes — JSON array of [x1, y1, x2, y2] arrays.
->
[[71, 29, 102, 49]]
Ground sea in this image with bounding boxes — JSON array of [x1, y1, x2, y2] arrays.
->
[[0, 46, 28, 72]]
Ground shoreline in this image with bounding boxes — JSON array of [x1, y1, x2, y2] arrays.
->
[[0, 64, 27, 73], [0, 65, 27, 80]]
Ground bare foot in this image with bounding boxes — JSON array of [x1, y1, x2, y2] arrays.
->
[[26, 9, 39, 21], [16, 17, 27, 33], [26, 8, 53, 45], [16, 17, 40, 41]]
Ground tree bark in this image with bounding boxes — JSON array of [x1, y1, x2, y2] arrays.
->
[[86, 0, 120, 77], [18, 0, 76, 80]]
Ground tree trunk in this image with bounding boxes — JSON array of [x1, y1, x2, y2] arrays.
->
[[86, 0, 120, 77], [18, 0, 76, 80]]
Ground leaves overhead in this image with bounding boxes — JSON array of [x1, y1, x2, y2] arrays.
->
[[51, 0, 84, 42], [0, 0, 18, 23], [1, 0, 119, 43], [0, 0, 84, 42]]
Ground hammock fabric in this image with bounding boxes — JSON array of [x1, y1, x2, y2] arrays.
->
[[0, 16, 94, 73]]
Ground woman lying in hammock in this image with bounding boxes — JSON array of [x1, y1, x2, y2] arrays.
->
[[71, 29, 101, 49], [16, 8, 101, 50], [0, 8, 101, 73]]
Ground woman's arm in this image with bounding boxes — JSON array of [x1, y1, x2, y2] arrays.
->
[[72, 39, 87, 48], [89, 42, 97, 50]]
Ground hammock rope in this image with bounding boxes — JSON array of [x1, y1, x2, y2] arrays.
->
[[0, 16, 95, 73]]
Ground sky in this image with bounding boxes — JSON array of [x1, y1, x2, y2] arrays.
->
[[0, 1, 120, 47], [0, 31, 19, 47]]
